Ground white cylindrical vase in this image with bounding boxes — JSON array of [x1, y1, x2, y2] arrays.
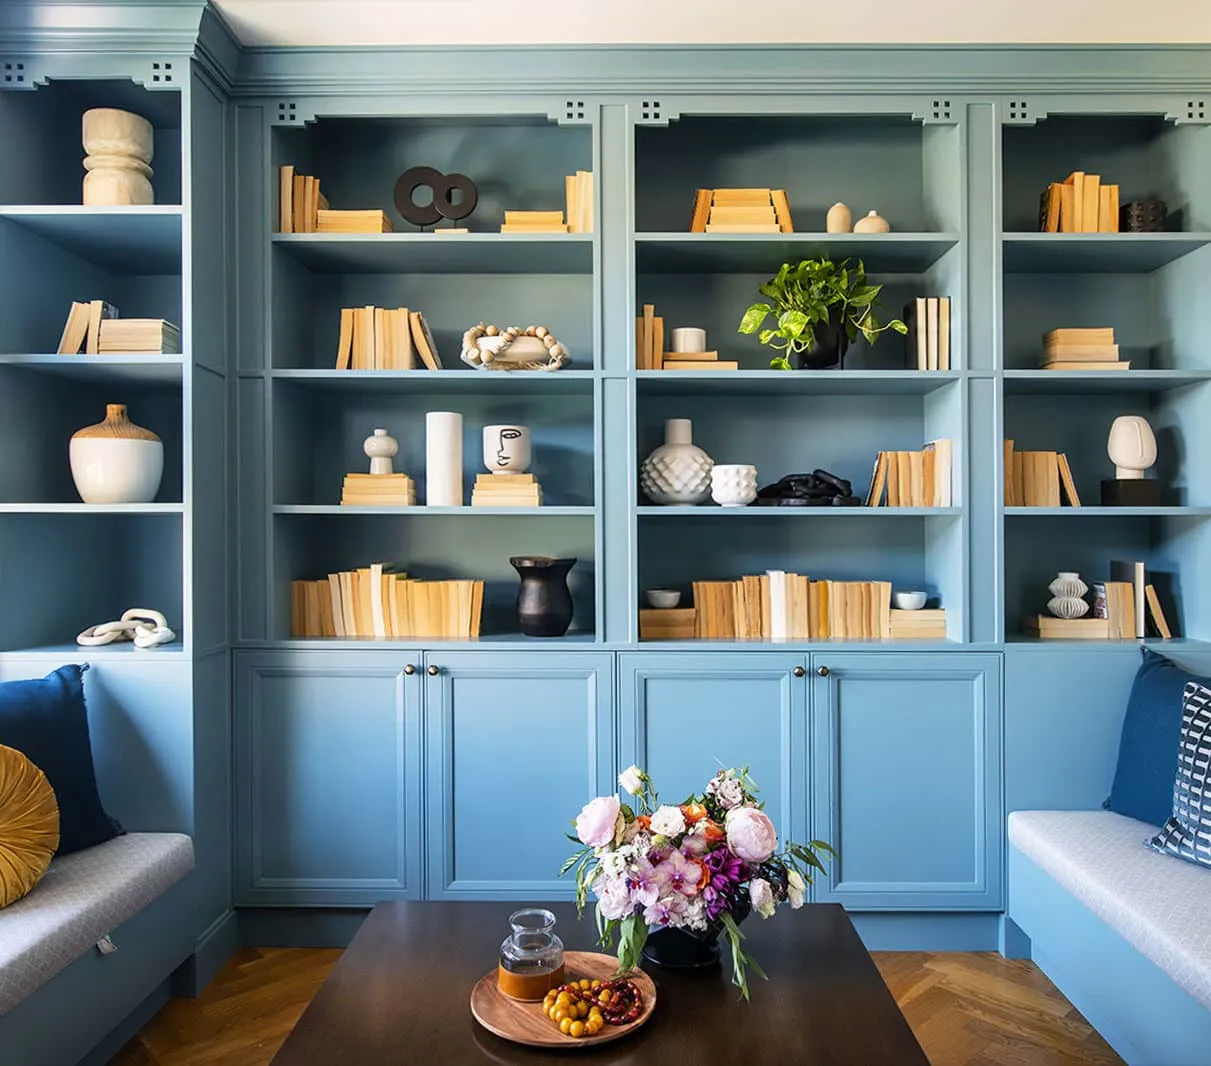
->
[[426, 412, 463, 506]]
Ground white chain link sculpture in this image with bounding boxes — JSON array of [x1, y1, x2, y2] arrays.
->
[[76, 608, 176, 649]]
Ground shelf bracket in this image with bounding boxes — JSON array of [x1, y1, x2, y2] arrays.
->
[[132, 60, 180, 91], [272, 100, 314, 127], [912, 97, 958, 125], [0, 58, 38, 91], [1001, 98, 1044, 126], [552, 98, 591, 125], [1165, 97, 1210, 125], [633, 98, 679, 127]]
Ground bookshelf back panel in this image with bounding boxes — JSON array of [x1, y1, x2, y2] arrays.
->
[[270, 253, 594, 369], [0, 513, 182, 650], [0, 367, 182, 503], [1002, 116, 1211, 233], [274, 116, 592, 234], [272, 513, 596, 640], [1003, 514, 1209, 640], [0, 79, 182, 207], [635, 115, 960, 234], [272, 385, 595, 506]]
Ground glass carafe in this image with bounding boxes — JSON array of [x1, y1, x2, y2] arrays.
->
[[497, 907, 565, 1001]]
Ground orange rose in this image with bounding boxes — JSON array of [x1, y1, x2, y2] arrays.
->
[[701, 820, 726, 845], [681, 802, 708, 825], [636, 815, 651, 830]]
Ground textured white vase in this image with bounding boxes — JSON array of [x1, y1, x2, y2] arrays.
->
[[482, 424, 532, 474], [425, 412, 463, 506], [82, 108, 154, 206], [1047, 571, 1090, 618], [639, 418, 713, 505], [1107, 415, 1157, 480], [710, 464, 758, 507], [70, 404, 163, 504], [364, 428, 398, 475]]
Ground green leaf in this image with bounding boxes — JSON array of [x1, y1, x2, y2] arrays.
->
[[769, 356, 792, 370], [738, 303, 772, 334], [759, 328, 777, 346]]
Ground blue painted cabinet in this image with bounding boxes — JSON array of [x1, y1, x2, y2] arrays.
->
[[811, 653, 1003, 910], [618, 653, 809, 850], [424, 651, 615, 900], [234, 649, 422, 906]]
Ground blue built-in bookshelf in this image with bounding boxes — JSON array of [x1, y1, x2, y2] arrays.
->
[[3, 1, 1211, 951]]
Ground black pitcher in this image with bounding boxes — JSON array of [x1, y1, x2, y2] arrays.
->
[[509, 556, 577, 637]]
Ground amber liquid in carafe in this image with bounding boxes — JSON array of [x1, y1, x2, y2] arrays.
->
[[497, 958, 566, 1001]]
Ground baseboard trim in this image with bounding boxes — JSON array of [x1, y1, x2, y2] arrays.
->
[[239, 908, 371, 948], [79, 980, 171, 1066], [173, 909, 241, 996], [850, 912, 1002, 951]]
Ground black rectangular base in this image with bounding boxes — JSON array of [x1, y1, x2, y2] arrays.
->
[[1101, 479, 1161, 506]]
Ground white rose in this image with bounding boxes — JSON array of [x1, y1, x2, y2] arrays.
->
[[602, 849, 628, 876], [787, 869, 806, 909], [750, 877, 776, 919], [716, 777, 745, 810], [649, 805, 687, 838], [618, 765, 644, 795]]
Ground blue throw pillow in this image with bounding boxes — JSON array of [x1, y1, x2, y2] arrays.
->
[[0, 664, 119, 854], [1107, 648, 1211, 827], [1148, 682, 1211, 868]]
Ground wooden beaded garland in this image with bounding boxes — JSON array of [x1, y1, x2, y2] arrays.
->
[[460, 322, 571, 371]]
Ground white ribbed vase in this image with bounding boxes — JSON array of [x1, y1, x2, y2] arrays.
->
[[1047, 571, 1090, 618]]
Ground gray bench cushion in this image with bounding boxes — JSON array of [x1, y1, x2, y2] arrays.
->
[[0, 832, 193, 1015], [1009, 809, 1211, 1010]]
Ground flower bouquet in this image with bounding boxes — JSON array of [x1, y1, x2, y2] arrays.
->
[[561, 765, 833, 998]]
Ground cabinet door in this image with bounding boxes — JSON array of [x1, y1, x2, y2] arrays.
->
[[234, 649, 422, 906], [619, 653, 808, 851], [811, 652, 1003, 910], [424, 651, 615, 900]]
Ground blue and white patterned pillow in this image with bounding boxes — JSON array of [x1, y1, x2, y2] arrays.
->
[[1149, 681, 1211, 868]]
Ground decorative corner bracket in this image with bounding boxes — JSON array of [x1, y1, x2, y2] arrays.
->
[[135, 60, 179, 90], [633, 98, 677, 127], [272, 100, 314, 127], [0, 59, 37, 90], [912, 97, 957, 125], [1166, 97, 1209, 126], [1002, 98, 1043, 126], [552, 98, 590, 125]]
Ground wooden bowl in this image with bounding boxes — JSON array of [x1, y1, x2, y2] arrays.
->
[[470, 950, 656, 1049]]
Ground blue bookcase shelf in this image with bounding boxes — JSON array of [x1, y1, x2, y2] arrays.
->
[[268, 368, 596, 394], [1001, 233, 1211, 273], [0, 353, 184, 383], [1003, 371, 1211, 394], [0, 206, 182, 273], [637, 506, 962, 517], [634, 233, 960, 274], [635, 370, 960, 396]]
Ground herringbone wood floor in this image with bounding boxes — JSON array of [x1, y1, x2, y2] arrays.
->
[[111, 947, 1122, 1066]]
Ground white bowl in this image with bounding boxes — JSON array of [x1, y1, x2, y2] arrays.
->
[[892, 590, 927, 611], [645, 589, 682, 609]]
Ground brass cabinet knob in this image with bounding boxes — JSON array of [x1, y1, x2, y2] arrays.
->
[[427, 664, 440, 676], [792, 666, 806, 678], [403, 664, 416, 675], [817, 665, 830, 677]]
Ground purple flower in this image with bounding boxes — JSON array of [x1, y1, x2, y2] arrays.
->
[[643, 894, 688, 928], [628, 855, 667, 907], [701, 846, 746, 921], [657, 849, 703, 897]]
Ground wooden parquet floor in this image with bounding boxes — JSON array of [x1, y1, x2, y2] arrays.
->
[[111, 947, 1122, 1066]]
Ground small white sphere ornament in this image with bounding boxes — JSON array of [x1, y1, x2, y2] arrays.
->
[[364, 428, 399, 475]]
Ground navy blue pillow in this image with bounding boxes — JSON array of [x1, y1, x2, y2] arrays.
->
[[0, 664, 120, 854], [1107, 649, 1211, 827]]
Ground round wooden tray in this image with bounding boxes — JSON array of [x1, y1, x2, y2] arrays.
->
[[470, 950, 656, 1050]]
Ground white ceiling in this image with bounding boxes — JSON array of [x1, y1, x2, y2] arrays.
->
[[212, 0, 1211, 46]]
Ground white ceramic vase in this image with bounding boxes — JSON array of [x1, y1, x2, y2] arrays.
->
[[82, 108, 154, 206], [639, 418, 713, 505], [69, 404, 163, 504], [483, 425, 532, 474], [710, 464, 758, 507], [425, 411, 463, 505], [1047, 571, 1090, 619], [364, 428, 398, 475]]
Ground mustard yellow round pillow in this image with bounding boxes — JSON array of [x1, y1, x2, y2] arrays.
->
[[0, 744, 60, 908]]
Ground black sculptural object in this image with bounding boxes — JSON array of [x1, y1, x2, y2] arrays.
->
[[754, 470, 860, 506]]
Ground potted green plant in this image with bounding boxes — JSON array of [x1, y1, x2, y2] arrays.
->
[[738, 257, 907, 370]]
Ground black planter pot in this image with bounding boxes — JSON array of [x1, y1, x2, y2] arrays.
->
[[795, 308, 850, 370], [509, 556, 576, 637], [641, 926, 722, 969]]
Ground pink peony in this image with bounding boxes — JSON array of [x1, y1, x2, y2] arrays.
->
[[576, 795, 621, 847], [594, 873, 634, 921], [725, 807, 778, 864]]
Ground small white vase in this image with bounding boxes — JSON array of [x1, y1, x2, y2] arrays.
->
[[710, 464, 758, 507], [483, 424, 532, 474], [1047, 571, 1090, 618], [364, 428, 398, 475], [639, 419, 713, 505], [70, 404, 163, 504]]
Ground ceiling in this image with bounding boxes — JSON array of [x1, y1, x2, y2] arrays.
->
[[211, 0, 1211, 47]]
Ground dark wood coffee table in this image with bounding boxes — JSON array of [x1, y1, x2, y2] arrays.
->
[[271, 901, 928, 1064]]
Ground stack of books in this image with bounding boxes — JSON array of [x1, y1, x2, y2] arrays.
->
[[335, 307, 441, 370], [471, 473, 542, 507], [97, 319, 181, 354], [316, 209, 392, 233], [634, 304, 738, 370], [1039, 328, 1127, 371], [279, 165, 329, 233], [1039, 172, 1120, 233], [889, 609, 947, 640], [340, 473, 417, 507], [57, 299, 116, 355], [904, 297, 952, 370], [638, 608, 696, 641], [690, 188, 794, 233], [291, 564, 484, 639], [1026, 560, 1172, 640], [865, 440, 953, 507], [1003, 441, 1081, 507], [500, 211, 569, 234], [565, 170, 594, 233]]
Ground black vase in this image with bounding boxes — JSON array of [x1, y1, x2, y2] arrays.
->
[[795, 308, 850, 370], [509, 556, 576, 637], [641, 926, 722, 969]]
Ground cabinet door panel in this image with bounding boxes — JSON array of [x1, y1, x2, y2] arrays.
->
[[812, 653, 1002, 910], [235, 650, 421, 905], [425, 651, 614, 899], [619, 653, 808, 850]]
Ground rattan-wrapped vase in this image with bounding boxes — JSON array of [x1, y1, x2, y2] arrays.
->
[[0, 744, 60, 908], [1119, 199, 1168, 233]]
